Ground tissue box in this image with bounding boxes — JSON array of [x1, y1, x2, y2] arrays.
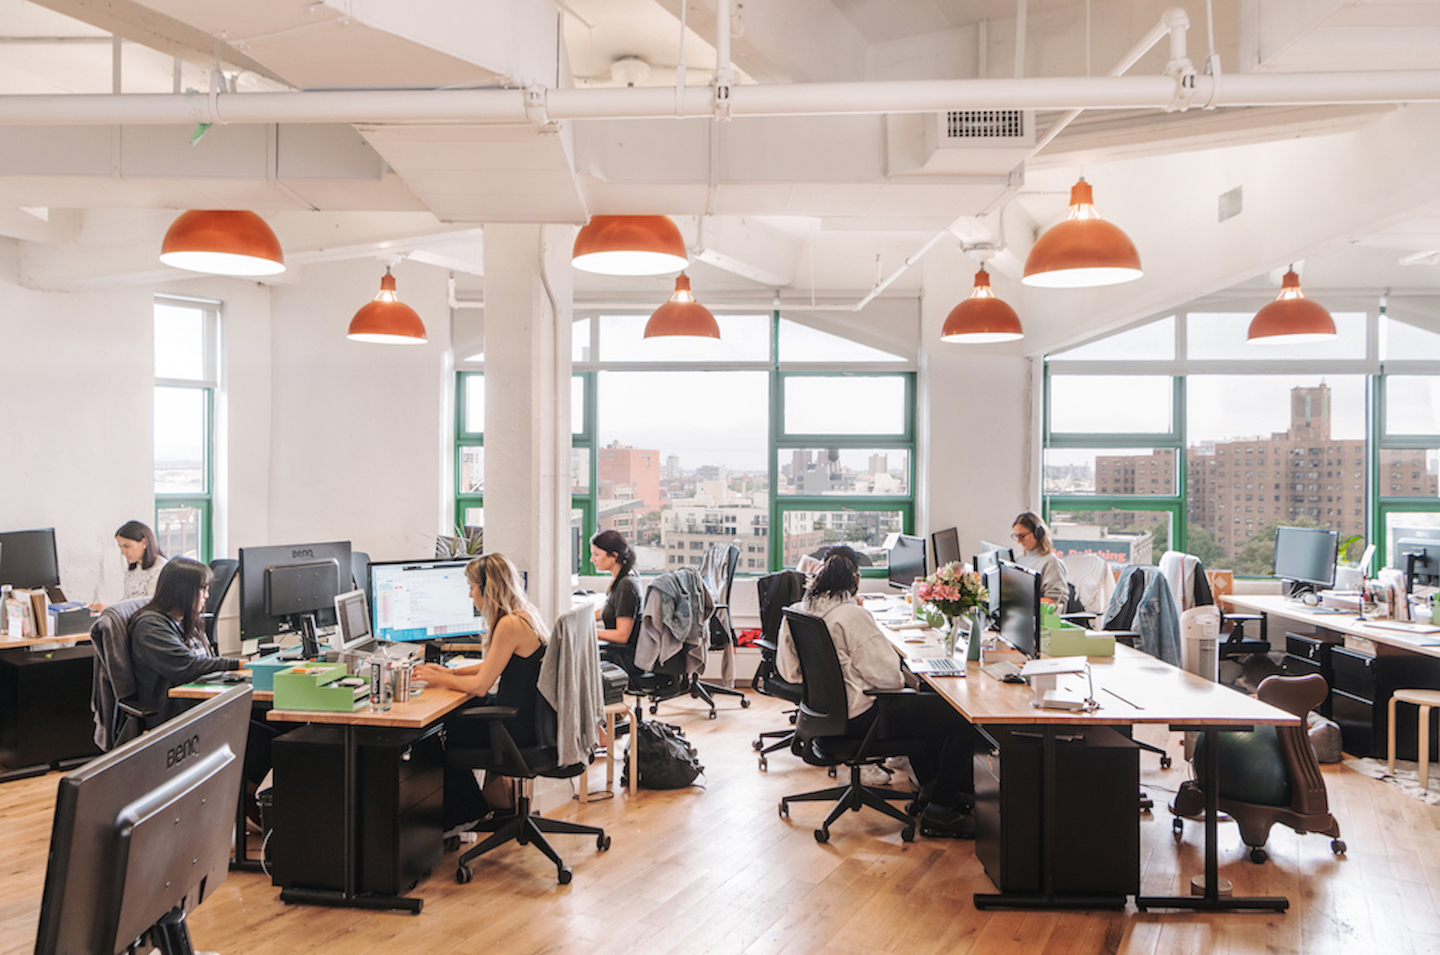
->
[[1041, 623, 1116, 657], [272, 663, 369, 712]]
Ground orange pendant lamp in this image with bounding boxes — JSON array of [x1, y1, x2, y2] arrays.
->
[[644, 274, 720, 339], [159, 210, 286, 276], [572, 215, 689, 276], [347, 268, 427, 344], [1246, 269, 1336, 344], [941, 267, 1023, 343], [1022, 179, 1142, 288]]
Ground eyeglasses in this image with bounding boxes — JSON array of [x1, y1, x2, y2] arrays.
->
[[1011, 530, 1033, 542]]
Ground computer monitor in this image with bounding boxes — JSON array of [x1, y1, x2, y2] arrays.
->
[[979, 539, 1015, 563], [332, 588, 372, 651], [0, 526, 59, 590], [996, 559, 1042, 659], [34, 684, 250, 955], [238, 540, 351, 647], [1272, 525, 1338, 596], [931, 527, 961, 570], [369, 559, 484, 643], [887, 534, 927, 590]]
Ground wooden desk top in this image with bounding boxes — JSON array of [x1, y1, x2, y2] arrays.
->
[[171, 678, 274, 703], [0, 633, 92, 650], [882, 624, 1298, 728], [1225, 593, 1440, 659], [267, 685, 471, 729]]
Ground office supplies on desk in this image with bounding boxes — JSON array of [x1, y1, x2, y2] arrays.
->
[[908, 656, 965, 676]]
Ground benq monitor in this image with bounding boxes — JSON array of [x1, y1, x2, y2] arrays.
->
[[0, 526, 60, 590], [238, 540, 351, 644], [887, 534, 927, 590], [34, 684, 251, 955], [996, 560, 1042, 659], [1272, 525, 1338, 595], [369, 559, 483, 643]]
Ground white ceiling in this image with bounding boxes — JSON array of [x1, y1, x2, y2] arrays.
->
[[2, 0, 1440, 353]]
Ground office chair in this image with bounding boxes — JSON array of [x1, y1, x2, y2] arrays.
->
[[88, 598, 153, 751], [632, 567, 737, 719], [350, 551, 370, 594], [1171, 673, 1345, 863], [1158, 551, 1266, 660], [443, 641, 612, 885], [750, 571, 806, 770], [777, 608, 923, 843], [696, 543, 750, 709], [204, 558, 240, 653], [1058, 552, 1114, 622]]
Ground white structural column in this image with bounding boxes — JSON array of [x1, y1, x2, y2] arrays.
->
[[481, 224, 575, 627]]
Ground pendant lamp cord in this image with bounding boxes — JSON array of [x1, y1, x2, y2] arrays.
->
[[1203, 0, 1222, 109]]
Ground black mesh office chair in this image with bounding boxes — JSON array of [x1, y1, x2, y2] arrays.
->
[[203, 558, 240, 654], [696, 543, 750, 710], [633, 567, 744, 720], [778, 608, 924, 843], [443, 691, 611, 885], [751, 571, 805, 769]]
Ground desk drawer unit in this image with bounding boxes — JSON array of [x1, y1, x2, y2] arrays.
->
[[973, 725, 1139, 897], [1283, 632, 1337, 717], [1329, 646, 1440, 760], [0, 646, 103, 771]]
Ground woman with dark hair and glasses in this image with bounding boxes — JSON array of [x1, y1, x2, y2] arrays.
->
[[127, 557, 240, 727], [776, 551, 977, 837], [1010, 510, 1069, 607]]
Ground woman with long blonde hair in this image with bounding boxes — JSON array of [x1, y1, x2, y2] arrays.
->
[[415, 553, 547, 828]]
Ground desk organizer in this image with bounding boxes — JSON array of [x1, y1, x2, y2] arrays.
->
[[272, 663, 369, 712], [1041, 622, 1116, 657], [248, 652, 305, 692]]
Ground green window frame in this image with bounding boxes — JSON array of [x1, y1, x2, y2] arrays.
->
[[154, 295, 219, 563], [454, 370, 484, 531]]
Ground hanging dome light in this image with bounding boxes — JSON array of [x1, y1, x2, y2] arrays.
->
[[159, 210, 286, 276], [572, 215, 688, 275], [347, 268, 427, 344], [1247, 269, 1336, 344], [644, 274, 720, 339], [941, 267, 1023, 343], [1022, 179, 1142, 288]]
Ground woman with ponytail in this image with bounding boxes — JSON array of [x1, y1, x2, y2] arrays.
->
[[590, 529, 643, 678]]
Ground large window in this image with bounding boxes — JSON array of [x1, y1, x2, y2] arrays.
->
[[1044, 300, 1440, 576], [458, 312, 916, 577], [154, 296, 219, 561]]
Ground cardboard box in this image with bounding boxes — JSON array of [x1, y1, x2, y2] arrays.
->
[[272, 663, 369, 712], [1041, 622, 1116, 657]]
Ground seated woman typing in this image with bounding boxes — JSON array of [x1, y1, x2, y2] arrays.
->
[[415, 553, 547, 831], [128, 557, 240, 725], [589, 529, 643, 680], [776, 552, 977, 837], [1011, 510, 1070, 608]]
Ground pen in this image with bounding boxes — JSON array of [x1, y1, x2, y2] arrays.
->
[[1101, 686, 1143, 710]]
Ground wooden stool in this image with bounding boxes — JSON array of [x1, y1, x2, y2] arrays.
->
[[1388, 688, 1440, 792], [579, 700, 636, 802]]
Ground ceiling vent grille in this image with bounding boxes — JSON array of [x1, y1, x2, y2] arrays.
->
[[944, 110, 1028, 140]]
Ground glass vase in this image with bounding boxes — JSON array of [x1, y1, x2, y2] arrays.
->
[[966, 608, 986, 662]]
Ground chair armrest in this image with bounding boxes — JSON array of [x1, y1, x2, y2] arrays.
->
[[454, 704, 519, 720], [1226, 613, 1262, 624], [1108, 630, 1141, 645], [1060, 611, 1098, 627], [756, 638, 779, 653], [116, 700, 153, 720], [863, 687, 919, 698]]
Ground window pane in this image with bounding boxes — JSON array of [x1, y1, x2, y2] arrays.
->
[[1048, 376, 1171, 434], [597, 313, 771, 362], [599, 370, 770, 573], [1378, 448, 1440, 499], [572, 376, 585, 435], [462, 375, 484, 435], [1385, 376, 1440, 435], [1186, 376, 1366, 568], [1047, 508, 1168, 569], [156, 504, 203, 561], [571, 507, 586, 575], [573, 318, 591, 363], [1186, 311, 1366, 361], [1384, 513, 1440, 571], [1045, 448, 1175, 496], [779, 508, 905, 569], [779, 448, 910, 495], [1049, 317, 1174, 361], [784, 376, 906, 435], [155, 387, 206, 494], [778, 319, 907, 362], [461, 505, 484, 527], [571, 447, 591, 494], [459, 445, 483, 494], [1383, 314, 1440, 361], [154, 304, 206, 381]]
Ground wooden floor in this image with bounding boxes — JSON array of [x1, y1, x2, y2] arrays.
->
[[5, 691, 1440, 955]]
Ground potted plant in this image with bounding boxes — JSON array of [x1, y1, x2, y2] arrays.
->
[[913, 563, 989, 658], [435, 524, 484, 560]]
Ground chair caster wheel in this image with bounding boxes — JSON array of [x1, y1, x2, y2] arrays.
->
[[1172, 818, 1183, 840], [901, 826, 915, 843], [779, 802, 789, 819], [828, 766, 837, 778], [752, 739, 763, 751], [1332, 839, 1346, 855], [814, 828, 829, 843], [708, 710, 717, 720], [443, 835, 460, 853], [597, 834, 612, 851], [455, 865, 472, 884], [649, 704, 658, 715], [558, 866, 573, 885], [1160, 755, 1173, 769], [1249, 847, 1268, 864], [758, 755, 767, 771], [741, 697, 751, 708]]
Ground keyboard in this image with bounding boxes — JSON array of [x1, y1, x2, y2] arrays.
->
[[908, 656, 965, 676], [981, 660, 1026, 683]]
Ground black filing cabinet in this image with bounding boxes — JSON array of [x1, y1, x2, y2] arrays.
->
[[1330, 646, 1440, 760], [270, 722, 445, 896], [0, 645, 103, 772], [973, 724, 1139, 897], [1283, 631, 1340, 718]]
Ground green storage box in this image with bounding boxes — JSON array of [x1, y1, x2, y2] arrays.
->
[[272, 663, 369, 712], [1041, 623, 1116, 657]]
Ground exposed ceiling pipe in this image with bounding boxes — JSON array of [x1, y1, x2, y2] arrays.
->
[[448, 272, 482, 309], [0, 69, 1438, 126]]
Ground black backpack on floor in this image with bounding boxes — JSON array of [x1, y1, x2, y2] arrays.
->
[[623, 721, 704, 789]]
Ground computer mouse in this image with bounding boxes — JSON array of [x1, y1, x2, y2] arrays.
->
[[221, 672, 250, 684], [1002, 673, 1028, 684]]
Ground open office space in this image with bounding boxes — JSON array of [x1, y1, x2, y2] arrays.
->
[[4, 0, 1440, 952]]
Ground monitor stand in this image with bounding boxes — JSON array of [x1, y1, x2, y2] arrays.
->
[[298, 614, 321, 660]]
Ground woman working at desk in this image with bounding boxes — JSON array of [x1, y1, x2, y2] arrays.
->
[[1012, 510, 1070, 607], [415, 553, 548, 830], [590, 529, 644, 680], [128, 558, 241, 725], [777, 551, 976, 837], [117, 519, 167, 600]]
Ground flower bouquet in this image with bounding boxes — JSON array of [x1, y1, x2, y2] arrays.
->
[[913, 563, 988, 656]]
